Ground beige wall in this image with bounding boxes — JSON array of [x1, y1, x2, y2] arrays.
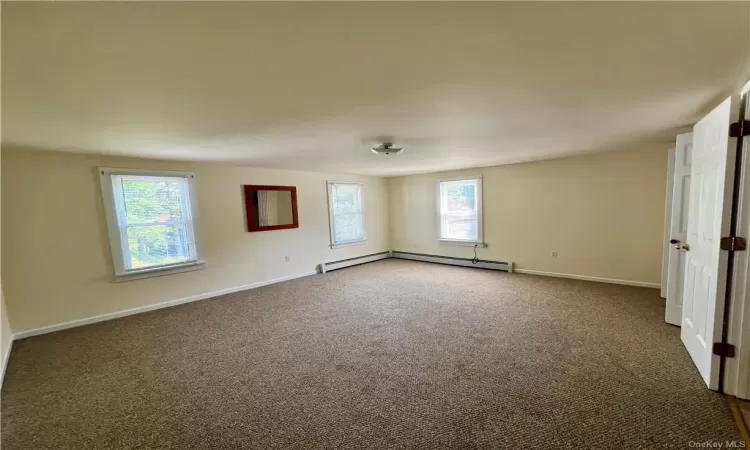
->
[[389, 146, 668, 284], [2, 149, 390, 333]]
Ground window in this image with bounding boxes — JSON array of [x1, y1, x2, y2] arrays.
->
[[437, 176, 483, 245], [100, 168, 203, 281], [327, 181, 366, 248]]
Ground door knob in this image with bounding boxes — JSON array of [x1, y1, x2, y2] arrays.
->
[[674, 244, 690, 251]]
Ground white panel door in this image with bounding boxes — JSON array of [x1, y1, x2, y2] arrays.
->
[[681, 96, 741, 389], [666, 133, 693, 325]]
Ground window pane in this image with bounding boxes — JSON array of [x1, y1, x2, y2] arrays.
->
[[334, 212, 363, 243], [119, 176, 187, 224], [332, 184, 361, 214], [126, 224, 192, 269], [441, 180, 477, 214], [443, 216, 478, 241], [329, 183, 365, 245]]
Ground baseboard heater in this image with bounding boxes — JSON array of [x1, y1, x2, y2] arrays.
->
[[391, 251, 513, 272], [320, 251, 391, 273]]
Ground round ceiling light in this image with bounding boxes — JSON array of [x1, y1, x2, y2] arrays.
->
[[370, 142, 404, 156]]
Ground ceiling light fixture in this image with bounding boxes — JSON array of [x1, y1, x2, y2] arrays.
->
[[370, 142, 404, 156]]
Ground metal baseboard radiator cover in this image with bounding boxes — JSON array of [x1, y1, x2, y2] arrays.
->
[[391, 251, 513, 272], [320, 251, 391, 273]]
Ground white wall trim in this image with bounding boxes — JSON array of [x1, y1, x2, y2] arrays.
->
[[661, 147, 676, 298], [724, 88, 750, 399], [330, 239, 367, 249], [1, 340, 13, 387], [12, 270, 318, 340], [115, 260, 206, 283], [514, 269, 660, 288], [10, 265, 661, 340], [438, 240, 487, 247]]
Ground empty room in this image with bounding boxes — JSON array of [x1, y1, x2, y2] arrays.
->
[[2, 1, 750, 449]]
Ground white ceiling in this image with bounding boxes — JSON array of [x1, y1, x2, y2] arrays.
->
[[2, 2, 749, 176]]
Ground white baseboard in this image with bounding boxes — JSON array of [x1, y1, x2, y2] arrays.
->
[[391, 251, 512, 272], [10, 265, 658, 340], [321, 251, 391, 273], [514, 269, 660, 288], [13, 270, 318, 340]]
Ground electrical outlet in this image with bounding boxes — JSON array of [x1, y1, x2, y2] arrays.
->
[[551, 252, 558, 258], [284, 256, 291, 263]]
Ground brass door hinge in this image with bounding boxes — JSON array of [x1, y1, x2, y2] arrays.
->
[[713, 342, 736, 358], [729, 120, 750, 138], [720, 237, 747, 251]]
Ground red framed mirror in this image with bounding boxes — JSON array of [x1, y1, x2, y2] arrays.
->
[[243, 185, 299, 232]]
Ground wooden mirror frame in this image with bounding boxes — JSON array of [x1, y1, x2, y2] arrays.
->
[[243, 185, 299, 232]]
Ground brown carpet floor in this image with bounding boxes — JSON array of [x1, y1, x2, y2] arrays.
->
[[1, 259, 742, 449]]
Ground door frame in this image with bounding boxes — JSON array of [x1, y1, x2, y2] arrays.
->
[[666, 134, 694, 326], [661, 147, 676, 299], [724, 80, 750, 398]]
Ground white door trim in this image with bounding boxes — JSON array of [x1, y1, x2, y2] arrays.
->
[[724, 81, 750, 398], [680, 95, 741, 390], [661, 147, 676, 298], [666, 133, 693, 326]]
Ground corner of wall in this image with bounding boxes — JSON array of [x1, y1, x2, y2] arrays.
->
[[0, 147, 12, 385], [385, 176, 403, 251], [1, 290, 13, 386]]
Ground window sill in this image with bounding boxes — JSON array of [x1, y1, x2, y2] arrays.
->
[[331, 239, 367, 249], [438, 240, 487, 248], [115, 260, 206, 283]]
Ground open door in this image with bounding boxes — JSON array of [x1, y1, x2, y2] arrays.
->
[[680, 95, 741, 389], [665, 133, 693, 325]]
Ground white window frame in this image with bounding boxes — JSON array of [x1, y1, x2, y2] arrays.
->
[[327, 181, 367, 249], [99, 167, 205, 282], [436, 175, 484, 246]]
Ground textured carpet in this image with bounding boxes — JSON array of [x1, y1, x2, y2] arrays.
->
[[1, 260, 742, 449]]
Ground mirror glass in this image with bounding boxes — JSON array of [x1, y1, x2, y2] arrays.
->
[[252, 190, 295, 227]]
